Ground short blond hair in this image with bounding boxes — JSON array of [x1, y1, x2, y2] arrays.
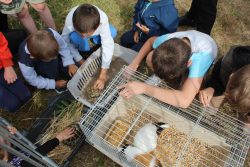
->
[[27, 30, 59, 61], [225, 65, 250, 113]]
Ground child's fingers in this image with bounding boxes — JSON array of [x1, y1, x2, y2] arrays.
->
[[199, 92, 206, 106], [117, 84, 126, 90]]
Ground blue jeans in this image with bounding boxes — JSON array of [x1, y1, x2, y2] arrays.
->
[[69, 24, 117, 51], [0, 69, 31, 112]]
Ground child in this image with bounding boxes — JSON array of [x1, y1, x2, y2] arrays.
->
[[119, 30, 217, 108], [62, 4, 117, 90], [18, 28, 78, 91], [0, 32, 31, 112], [0, 0, 56, 33], [120, 0, 179, 51], [0, 125, 75, 166], [224, 65, 250, 125], [199, 46, 250, 123]]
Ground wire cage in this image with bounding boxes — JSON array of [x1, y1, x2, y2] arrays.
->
[[79, 66, 250, 167], [0, 117, 58, 167], [67, 43, 137, 108]]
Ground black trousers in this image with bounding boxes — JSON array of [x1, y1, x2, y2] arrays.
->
[[0, 13, 27, 55], [0, 13, 8, 31], [186, 0, 218, 35]]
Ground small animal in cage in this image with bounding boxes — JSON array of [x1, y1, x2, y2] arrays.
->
[[120, 122, 169, 166]]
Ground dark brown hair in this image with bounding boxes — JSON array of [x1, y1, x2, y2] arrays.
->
[[0, 148, 4, 160], [27, 30, 59, 61], [152, 38, 191, 81], [225, 65, 250, 113], [73, 4, 100, 33]]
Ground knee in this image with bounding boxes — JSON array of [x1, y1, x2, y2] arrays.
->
[[17, 4, 30, 19], [109, 24, 117, 38], [69, 31, 82, 43], [31, 3, 46, 12], [69, 31, 90, 51]]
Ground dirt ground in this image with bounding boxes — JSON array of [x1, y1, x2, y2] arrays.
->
[[1, 0, 250, 166]]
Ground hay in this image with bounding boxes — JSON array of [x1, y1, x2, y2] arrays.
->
[[105, 119, 130, 147], [83, 57, 128, 104], [104, 107, 157, 147], [37, 101, 84, 165], [154, 127, 229, 167]]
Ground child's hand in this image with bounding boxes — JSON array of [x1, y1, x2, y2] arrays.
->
[[56, 127, 75, 142], [94, 69, 108, 90], [133, 31, 139, 43], [55, 80, 67, 88], [78, 59, 85, 66], [118, 81, 146, 99], [68, 64, 78, 77], [199, 87, 215, 107], [136, 23, 149, 34], [94, 77, 106, 90], [7, 126, 17, 135], [4, 66, 17, 84], [0, 0, 12, 4]]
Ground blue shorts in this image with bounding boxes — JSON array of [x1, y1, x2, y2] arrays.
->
[[69, 24, 117, 52]]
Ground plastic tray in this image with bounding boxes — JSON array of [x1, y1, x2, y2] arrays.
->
[[67, 43, 137, 107], [27, 91, 88, 167]]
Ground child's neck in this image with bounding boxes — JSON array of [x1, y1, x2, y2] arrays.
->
[[182, 37, 191, 48]]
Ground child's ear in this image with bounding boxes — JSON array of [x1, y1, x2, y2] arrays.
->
[[187, 60, 192, 67]]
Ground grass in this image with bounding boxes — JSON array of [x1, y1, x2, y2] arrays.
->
[[1, 0, 250, 166]]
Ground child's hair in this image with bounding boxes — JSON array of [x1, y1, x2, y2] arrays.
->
[[232, 46, 250, 71], [27, 30, 59, 61], [73, 4, 100, 33], [225, 65, 250, 113], [152, 38, 191, 81], [0, 147, 4, 160]]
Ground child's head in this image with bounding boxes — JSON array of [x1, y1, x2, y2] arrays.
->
[[152, 38, 191, 81], [225, 65, 250, 113], [27, 30, 59, 61], [73, 4, 100, 37]]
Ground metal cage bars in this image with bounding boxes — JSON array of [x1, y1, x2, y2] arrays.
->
[[78, 66, 250, 167], [0, 117, 58, 167]]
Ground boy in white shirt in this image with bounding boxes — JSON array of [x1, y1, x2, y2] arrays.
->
[[62, 4, 117, 90]]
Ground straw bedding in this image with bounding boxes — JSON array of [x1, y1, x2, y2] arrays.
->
[[37, 101, 84, 165]]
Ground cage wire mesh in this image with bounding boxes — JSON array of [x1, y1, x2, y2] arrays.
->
[[67, 43, 137, 108], [78, 66, 250, 167], [0, 117, 58, 167]]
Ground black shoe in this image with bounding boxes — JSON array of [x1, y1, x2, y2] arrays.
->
[[179, 15, 196, 27]]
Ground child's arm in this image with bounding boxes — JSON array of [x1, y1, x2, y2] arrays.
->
[[61, 7, 83, 63], [94, 68, 108, 90], [94, 19, 114, 90], [0, 32, 17, 84], [18, 62, 67, 90], [50, 28, 78, 76], [119, 77, 203, 108], [128, 36, 157, 71]]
